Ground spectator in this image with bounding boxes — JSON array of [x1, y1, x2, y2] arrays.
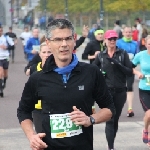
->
[[113, 20, 122, 39], [132, 24, 139, 41]]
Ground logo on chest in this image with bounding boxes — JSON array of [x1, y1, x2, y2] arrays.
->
[[78, 85, 84, 90]]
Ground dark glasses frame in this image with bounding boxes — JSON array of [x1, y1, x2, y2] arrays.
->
[[108, 37, 117, 41]]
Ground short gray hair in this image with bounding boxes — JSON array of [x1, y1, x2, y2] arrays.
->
[[46, 19, 74, 39]]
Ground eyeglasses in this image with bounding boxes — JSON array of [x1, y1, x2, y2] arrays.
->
[[108, 37, 117, 41], [49, 36, 73, 44]]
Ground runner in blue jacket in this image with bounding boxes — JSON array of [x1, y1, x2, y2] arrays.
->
[[116, 26, 138, 117], [25, 28, 40, 61]]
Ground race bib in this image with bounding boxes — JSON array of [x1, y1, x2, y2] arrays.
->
[[128, 53, 134, 60], [32, 45, 40, 52], [145, 75, 150, 86], [50, 113, 82, 138]]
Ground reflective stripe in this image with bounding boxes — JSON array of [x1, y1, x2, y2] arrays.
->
[[37, 62, 42, 71], [35, 100, 42, 109], [35, 62, 42, 109]]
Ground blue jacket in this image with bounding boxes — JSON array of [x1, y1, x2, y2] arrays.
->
[[116, 38, 139, 55], [25, 37, 40, 61]]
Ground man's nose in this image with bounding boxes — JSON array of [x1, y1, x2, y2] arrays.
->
[[61, 39, 67, 46]]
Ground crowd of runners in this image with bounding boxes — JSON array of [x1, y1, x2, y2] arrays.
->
[[0, 17, 150, 150]]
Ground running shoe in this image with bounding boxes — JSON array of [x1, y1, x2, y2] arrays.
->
[[142, 129, 148, 144], [107, 146, 115, 150], [127, 109, 134, 117]]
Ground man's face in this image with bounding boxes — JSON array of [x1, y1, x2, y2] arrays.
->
[[123, 27, 132, 39], [0, 28, 3, 36], [25, 28, 29, 32], [47, 28, 75, 63], [32, 29, 39, 38], [95, 33, 104, 41]]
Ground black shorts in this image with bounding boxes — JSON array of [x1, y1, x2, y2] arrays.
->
[[0, 59, 9, 69], [139, 89, 150, 112]]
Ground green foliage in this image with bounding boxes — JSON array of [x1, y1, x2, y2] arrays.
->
[[36, 0, 150, 14]]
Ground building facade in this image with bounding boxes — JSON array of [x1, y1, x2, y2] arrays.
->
[[0, 0, 11, 26]]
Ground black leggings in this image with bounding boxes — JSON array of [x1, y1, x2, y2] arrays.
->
[[126, 75, 135, 91], [105, 88, 126, 149]]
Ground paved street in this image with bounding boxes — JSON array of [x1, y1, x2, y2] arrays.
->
[[0, 27, 148, 150]]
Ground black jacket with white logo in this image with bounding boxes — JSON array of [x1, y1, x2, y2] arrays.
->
[[17, 55, 115, 150], [93, 48, 132, 88]]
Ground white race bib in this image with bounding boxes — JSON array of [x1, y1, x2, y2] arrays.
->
[[50, 113, 82, 138], [145, 75, 150, 86], [128, 53, 134, 60], [32, 45, 40, 52]]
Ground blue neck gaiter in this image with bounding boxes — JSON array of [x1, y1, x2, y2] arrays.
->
[[53, 54, 78, 83]]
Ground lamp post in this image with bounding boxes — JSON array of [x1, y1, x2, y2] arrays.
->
[[16, 0, 19, 18], [100, 0, 104, 27], [28, 0, 31, 9], [42, 0, 47, 29], [64, 0, 68, 20], [9, 0, 13, 27]]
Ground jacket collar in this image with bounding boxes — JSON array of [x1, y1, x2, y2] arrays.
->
[[102, 46, 120, 54], [42, 54, 81, 73]]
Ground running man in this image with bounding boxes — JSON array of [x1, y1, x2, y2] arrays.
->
[[25, 28, 40, 61], [17, 19, 115, 150], [0, 27, 11, 97], [20, 26, 31, 59], [117, 27, 138, 117], [5, 27, 17, 63]]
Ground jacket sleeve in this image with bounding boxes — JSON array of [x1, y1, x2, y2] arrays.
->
[[17, 73, 39, 123], [92, 54, 101, 68], [25, 39, 32, 54], [24, 54, 41, 73], [116, 51, 133, 76], [92, 65, 115, 117], [30, 64, 37, 75], [82, 42, 92, 60], [74, 36, 85, 50]]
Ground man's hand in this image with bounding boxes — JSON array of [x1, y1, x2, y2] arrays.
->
[[70, 106, 91, 127], [29, 133, 48, 150], [26, 69, 30, 76], [32, 50, 38, 54], [0, 45, 7, 49], [14, 40, 18, 45], [82, 25, 89, 38]]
